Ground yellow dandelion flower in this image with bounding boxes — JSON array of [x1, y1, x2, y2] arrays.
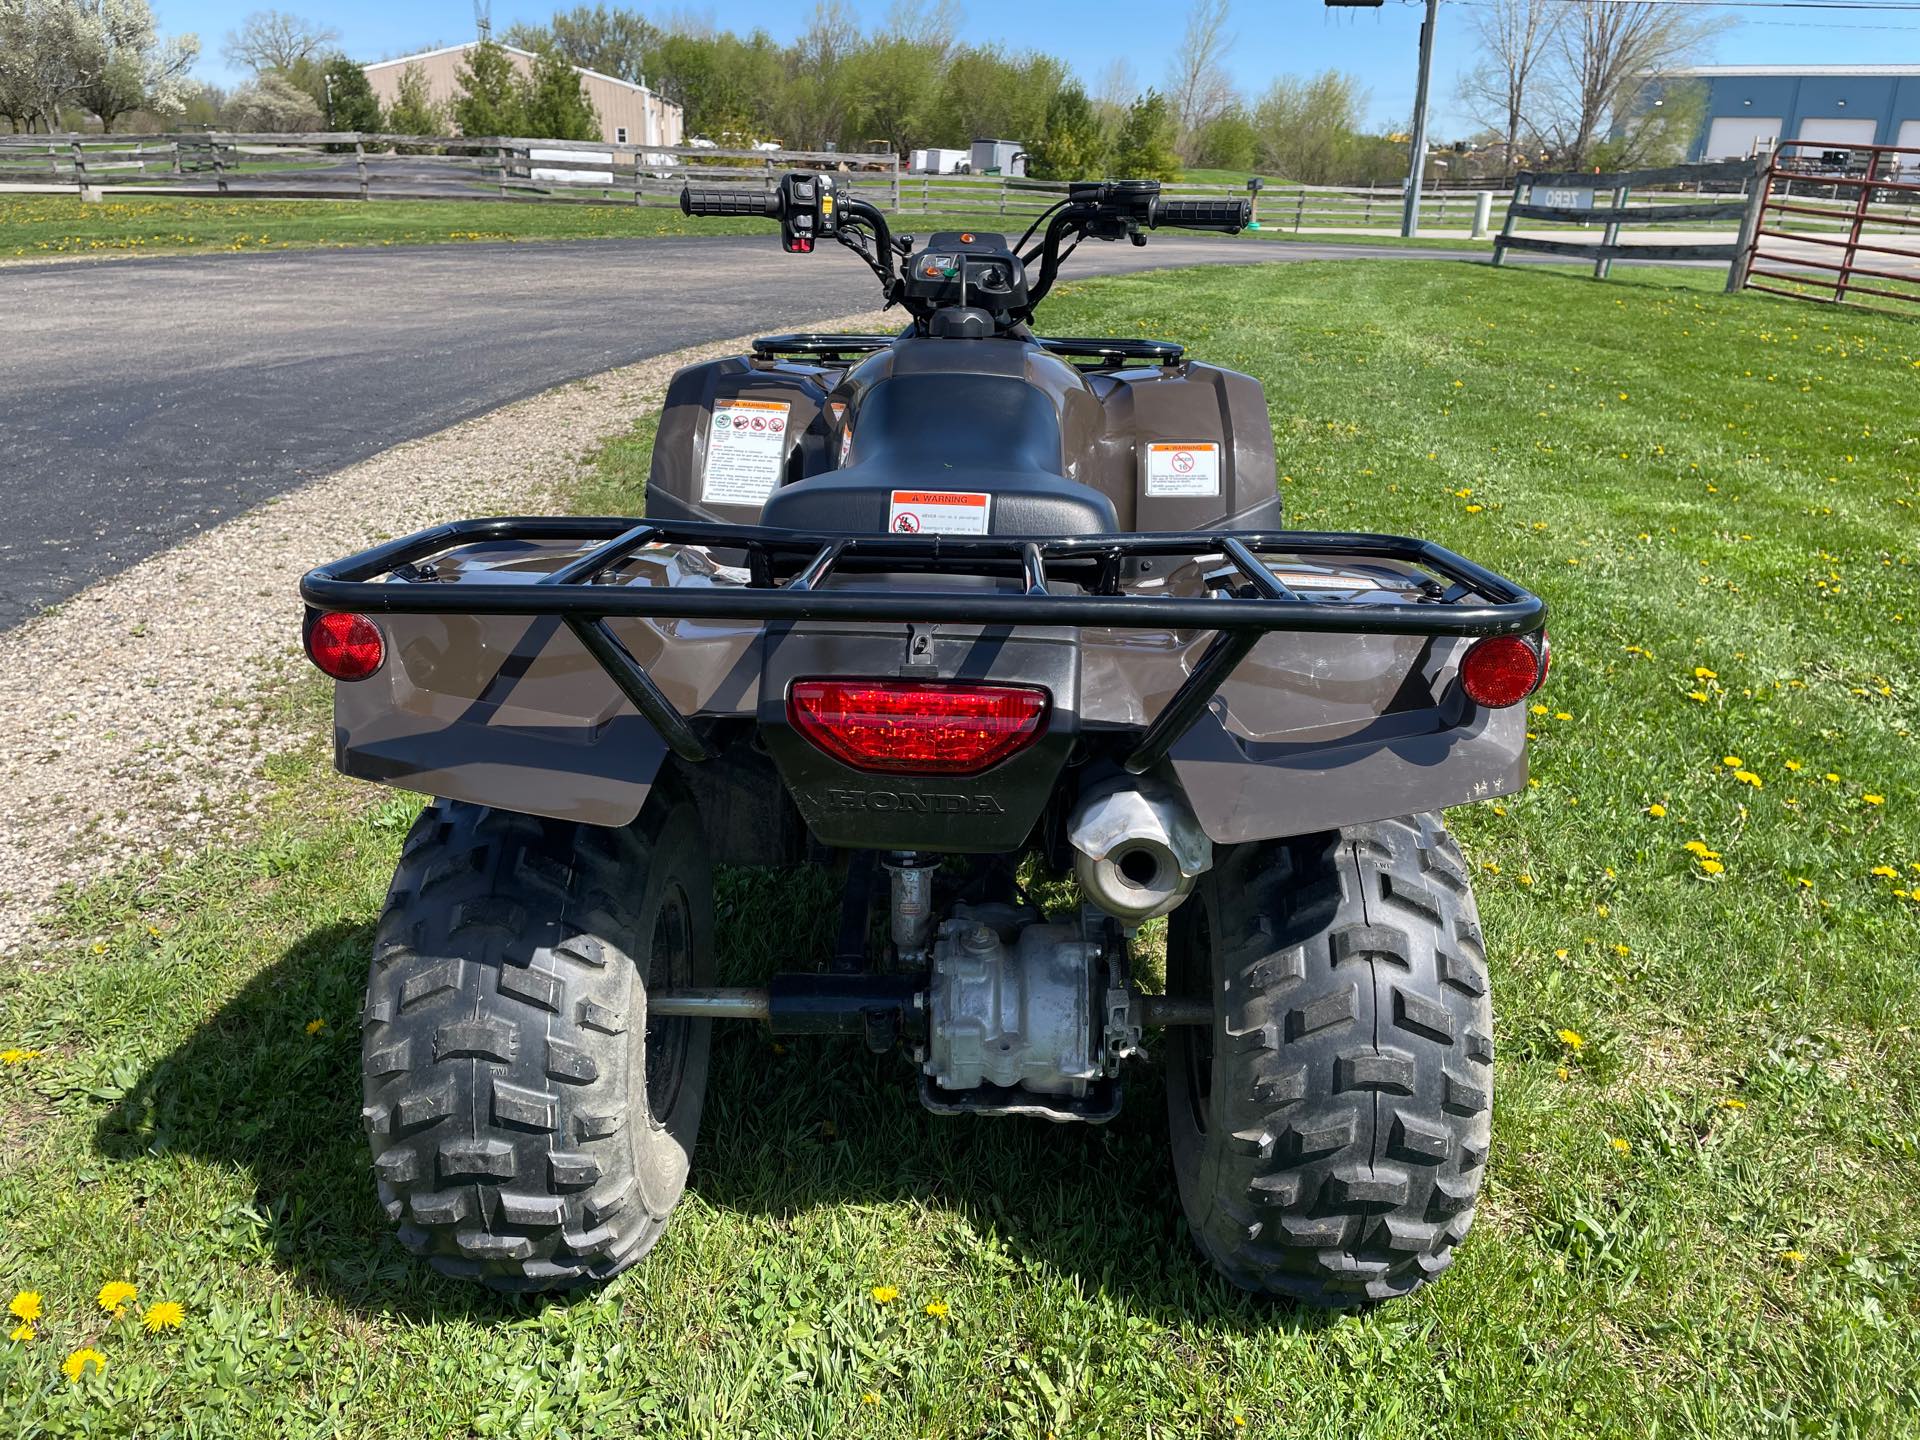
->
[[1780, 1249, 1806, 1265], [8, 1292, 41, 1323], [1557, 1065, 1570, 1079], [1785, 760, 1803, 772], [1464, 504, 1484, 514], [869, 1286, 899, 1304], [1646, 803, 1667, 817], [1863, 794, 1885, 806], [1825, 772, 1841, 783], [1609, 1136, 1631, 1154], [62, 1347, 106, 1382], [1234, 1419, 1248, 1430], [96, 1281, 136, 1315], [1733, 770, 1763, 789], [0, 1048, 38, 1065], [1613, 943, 1632, 957], [1722, 755, 1744, 768], [1720, 1097, 1747, 1110], [140, 1301, 184, 1332], [1699, 858, 1725, 874], [1554, 948, 1570, 960], [1687, 690, 1710, 703], [923, 1299, 949, 1318], [1871, 865, 1898, 878], [862, 1392, 881, 1405], [8, 1324, 32, 1343], [1682, 840, 1713, 857], [304, 1018, 327, 1035], [1553, 711, 1573, 722], [1557, 1028, 1585, 1050], [1529, 703, 1548, 716], [1694, 667, 1717, 680]]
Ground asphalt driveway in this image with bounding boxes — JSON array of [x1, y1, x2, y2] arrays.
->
[[0, 233, 1494, 629]]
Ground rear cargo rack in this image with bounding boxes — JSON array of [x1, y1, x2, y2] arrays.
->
[[302, 517, 1545, 774]]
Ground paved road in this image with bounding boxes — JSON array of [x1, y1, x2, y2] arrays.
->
[[0, 233, 1561, 628]]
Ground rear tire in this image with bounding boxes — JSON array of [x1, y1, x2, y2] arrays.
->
[[1166, 814, 1493, 1306], [361, 792, 712, 1291]]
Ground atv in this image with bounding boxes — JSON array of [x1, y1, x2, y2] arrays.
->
[[300, 173, 1547, 1304]]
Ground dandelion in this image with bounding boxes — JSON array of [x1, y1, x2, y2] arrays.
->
[[1557, 1065, 1570, 1080], [1687, 691, 1710, 703], [141, 1301, 184, 1333], [1723, 755, 1744, 768], [97, 1281, 136, 1316], [862, 1392, 881, 1405], [1694, 667, 1717, 680], [1613, 943, 1632, 957], [1234, 1419, 1248, 1430], [8, 1325, 32, 1343], [8, 1292, 41, 1323], [1465, 504, 1484, 514], [62, 1348, 106, 1382], [1871, 865, 1898, 878], [1530, 704, 1548, 716], [1554, 948, 1570, 960], [1554, 711, 1573, 722], [0, 1048, 38, 1065], [304, 1018, 327, 1035], [1781, 1249, 1806, 1265], [869, 1286, 899, 1305], [1647, 803, 1667, 818], [1609, 1135, 1632, 1154], [1785, 760, 1803, 772], [1825, 773, 1841, 783], [1720, 1097, 1747, 1110], [1557, 1028, 1585, 1050], [1864, 794, 1886, 806], [923, 1299, 949, 1318], [1682, 840, 1721, 859]]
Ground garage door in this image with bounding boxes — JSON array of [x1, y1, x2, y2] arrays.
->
[[1798, 117, 1877, 147], [1899, 118, 1920, 151], [1705, 115, 1782, 160]]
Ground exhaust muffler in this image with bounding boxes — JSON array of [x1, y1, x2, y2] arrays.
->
[[1068, 775, 1213, 925]]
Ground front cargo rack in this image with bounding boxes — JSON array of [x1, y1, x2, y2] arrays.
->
[[302, 517, 1545, 775], [752, 333, 1185, 369]]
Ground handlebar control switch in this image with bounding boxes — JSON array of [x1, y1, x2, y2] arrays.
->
[[779, 172, 838, 254]]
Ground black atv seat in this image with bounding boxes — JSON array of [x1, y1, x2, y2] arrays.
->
[[757, 372, 1118, 536]]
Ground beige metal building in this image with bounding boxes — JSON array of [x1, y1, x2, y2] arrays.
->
[[363, 42, 682, 148]]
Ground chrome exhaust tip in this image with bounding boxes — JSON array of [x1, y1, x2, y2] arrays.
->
[[1068, 776, 1213, 925]]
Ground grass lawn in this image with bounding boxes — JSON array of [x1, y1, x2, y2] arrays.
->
[[3, 262, 1918, 1437], [0, 193, 1491, 262]]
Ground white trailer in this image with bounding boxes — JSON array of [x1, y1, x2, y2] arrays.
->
[[969, 139, 1026, 177]]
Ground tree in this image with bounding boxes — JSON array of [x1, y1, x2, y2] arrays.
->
[[1188, 105, 1257, 172], [1165, 0, 1235, 155], [384, 62, 445, 136], [649, 29, 785, 140], [223, 9, 338, 74], [227, 71, 321, 131], [517, 45, 599, 141], [1591, 76, 1707, 169], [1536, 0, 1720, 168], [778, 0, 860, 149], [504, 4, 660, 84], [453, 38, 523, 137], [322, 55, 381, 132], [1111, 90, 1180, 181], [1252, 71, 1368, 184], [845, 25, 949, 157], [926, 45, 1063, 152], [1456, 0, 1559, 174], [0, 0, 197, 134], [1025, 82, 1106, 180]]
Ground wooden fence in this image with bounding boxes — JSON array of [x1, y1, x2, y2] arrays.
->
[[1493, 158, 1768, 286]]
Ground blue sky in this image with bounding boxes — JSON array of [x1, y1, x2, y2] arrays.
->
[[157, 0, 1920, 134]]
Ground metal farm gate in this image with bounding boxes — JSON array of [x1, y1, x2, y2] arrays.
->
[[1735, 140, 1920, 316]]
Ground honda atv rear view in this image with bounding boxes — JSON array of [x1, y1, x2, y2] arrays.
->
[[300, 172, 1548, 1305]]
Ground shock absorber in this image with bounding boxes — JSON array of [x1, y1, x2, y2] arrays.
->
[[883, 851, 939, 963]]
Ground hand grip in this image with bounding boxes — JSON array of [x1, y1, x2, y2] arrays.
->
[[679, 185, 782, 218], [1150, 197, 1252, 232]]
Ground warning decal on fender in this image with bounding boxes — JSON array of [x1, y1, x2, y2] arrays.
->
[[702, 398, 791, 506], [1145, 441, 1221, 498], [888, 490, 990, 535]]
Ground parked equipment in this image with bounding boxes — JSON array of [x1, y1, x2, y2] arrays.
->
[[302, 172, 1545, 1305]]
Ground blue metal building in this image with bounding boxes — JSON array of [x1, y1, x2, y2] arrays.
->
[[1674, 65, 1920, 162]]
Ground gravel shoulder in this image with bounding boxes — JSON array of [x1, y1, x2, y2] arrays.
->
[[0, 308, 892, 952]]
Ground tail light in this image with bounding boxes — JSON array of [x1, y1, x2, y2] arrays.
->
[[306, 611, 385, 681], [1459, 633, 1546, 709], [788, 679, 1049, 775]]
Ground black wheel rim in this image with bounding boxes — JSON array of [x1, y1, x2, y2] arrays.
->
[[644, 884, 693, 1121]]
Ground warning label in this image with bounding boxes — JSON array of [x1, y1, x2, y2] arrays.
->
[[702, 398, 792, 506], [887, 490, 990, 536], [1145, 441, 1221, 498]]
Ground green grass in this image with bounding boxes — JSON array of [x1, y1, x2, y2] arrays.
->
[[3, 262, 1918, 1436]]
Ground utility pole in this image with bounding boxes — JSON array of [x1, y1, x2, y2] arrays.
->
[[1401, 0, 1439, 238]]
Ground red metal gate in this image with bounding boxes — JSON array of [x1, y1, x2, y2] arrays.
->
[[1737, 140, 1920, 316]]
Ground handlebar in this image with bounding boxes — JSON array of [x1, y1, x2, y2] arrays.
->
[[1151, 197, 1253, 233], [680, 185, 782, 219]]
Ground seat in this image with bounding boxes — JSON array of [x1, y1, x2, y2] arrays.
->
[[757, 372, 1118, 536]]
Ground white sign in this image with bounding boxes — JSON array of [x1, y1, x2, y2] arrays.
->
[[888, 490, 990, 535], [701, 399, 792, 506], [1538, 187, 1594, 211], [1145, 441, 1221, 498]]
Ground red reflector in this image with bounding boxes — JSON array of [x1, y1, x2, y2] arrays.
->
[[787, 679, 1048, 775], [306, 611, 385, 681], [1459, 635, 1542, 709]]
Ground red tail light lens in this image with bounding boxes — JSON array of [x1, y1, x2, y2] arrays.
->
[[788, 679, 1049, 775], [1459, 634, 1544, 709], [306, 611, 385, 681]]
